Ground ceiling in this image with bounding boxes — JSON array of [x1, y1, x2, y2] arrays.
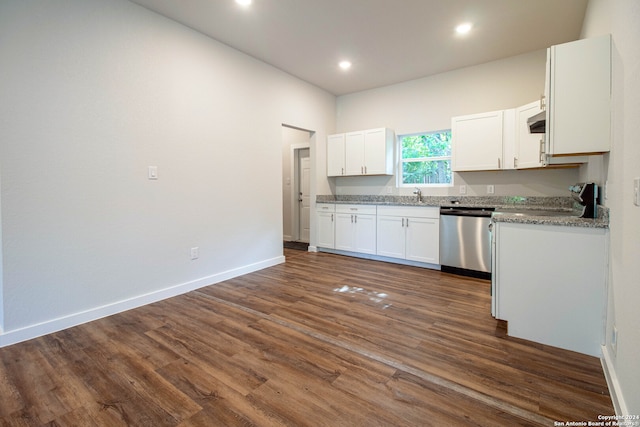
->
[[129, 0, 589, 96]]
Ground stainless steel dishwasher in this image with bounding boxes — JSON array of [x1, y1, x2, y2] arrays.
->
[[439, 206, 494, 279]]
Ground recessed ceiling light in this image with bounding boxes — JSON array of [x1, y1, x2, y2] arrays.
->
[[455, 22, 473, 35], [236, 0, 252, 6], [339, 60, 352, 70]]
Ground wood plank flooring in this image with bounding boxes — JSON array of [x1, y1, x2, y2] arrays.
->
[[0, 249, 613, 426]]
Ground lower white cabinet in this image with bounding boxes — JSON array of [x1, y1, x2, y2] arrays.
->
[[316, 203, 335, 249], [493, 222, 607, 356], [376, 206, 440, 264], [335, 205, 377, 254]]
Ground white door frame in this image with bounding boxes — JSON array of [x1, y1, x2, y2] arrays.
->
[[290, 143, 310, 242]]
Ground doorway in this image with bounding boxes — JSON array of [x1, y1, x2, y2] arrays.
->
[[282, 125, 312, 244], [296, 148, 311, 242]]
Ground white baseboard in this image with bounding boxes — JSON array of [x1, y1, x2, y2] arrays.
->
[[0, 255, 285, 348], [601, 345, 628, 416]]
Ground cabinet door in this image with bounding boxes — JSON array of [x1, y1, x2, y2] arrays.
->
[[363, 128, 391, 175], [376, 216, 405, 259], [452, 111, 504, 171], [353, 214, 376, 254], [515, 101, 545, 169], [334, 213, 355, 251], [345, 131, 365, 175], [316, 211, 335, 248], [405, 216, 439, 264], [327, 134, 345, 176], [495, 223, 607, 356], [548, 35, 611, 155]]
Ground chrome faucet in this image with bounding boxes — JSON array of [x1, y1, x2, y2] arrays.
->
[[413, 187, 422, 202]]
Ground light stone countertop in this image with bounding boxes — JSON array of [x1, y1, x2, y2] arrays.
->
[[316, 195, 609, 229]]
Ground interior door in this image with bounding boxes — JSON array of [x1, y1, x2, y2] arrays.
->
[[298, 149, 311, 242]]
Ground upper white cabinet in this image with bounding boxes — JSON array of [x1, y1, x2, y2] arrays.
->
[[451, 35, 611, 172], [546, 35, 611, 155], [514, 101, 546, 169], [327, 134, 346, 176], [327, 128, 394, 177], [451, 110, 506, 171]]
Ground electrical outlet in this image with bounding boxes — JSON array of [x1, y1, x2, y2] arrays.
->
[[634, 178, 640, 206], [612, 325, 618, 354], [487, 185, 495, 194], [386, 186, 393, 194], [190, 247, 199, 260], [459, 185, 467, 195]]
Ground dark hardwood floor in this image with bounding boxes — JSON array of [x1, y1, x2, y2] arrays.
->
[[0, 249, 613, 426]]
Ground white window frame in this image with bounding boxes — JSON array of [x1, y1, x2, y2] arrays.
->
[[397, 130, 453, 188]]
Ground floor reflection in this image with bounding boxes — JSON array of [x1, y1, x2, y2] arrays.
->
[[333, 285, 392, 309]]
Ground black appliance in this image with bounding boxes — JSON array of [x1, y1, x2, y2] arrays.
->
[[569, 183, 600, 218], [527, 110, 546, 134]]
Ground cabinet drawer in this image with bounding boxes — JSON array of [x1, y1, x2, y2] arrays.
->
[[336, 204, 377, 215], [377, 205, 439, 219], [316, 203, 335, 212]]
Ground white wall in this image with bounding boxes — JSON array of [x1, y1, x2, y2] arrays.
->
[[0, 0, 335, 344], [333, 50, 580, 197], [581, 0, 640, 416]]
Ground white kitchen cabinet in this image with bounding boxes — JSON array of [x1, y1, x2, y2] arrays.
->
[[451, 110, 505, 171], [335, 205, 376, 254], [376, 206, 439, 264], [546, 34, 611, 155], [327, 134, 346, 176], [328, 128, 394, 177], [344, 131, 365, 175], [514, 101, 545, 169], [493, 222, 608, 357], [316, 203, 335, 248]]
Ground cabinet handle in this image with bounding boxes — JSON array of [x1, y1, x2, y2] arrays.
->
[[406, 218, 409, 227], [364, 166, 367, 174], [354, 215, 357, 224], [351, 214, 354, 223], [331, 214, 334, 222], [341, 167, 344, 175], [513, 157, 517, 168], [401, 218, 405, 227], [498, 157, 501, 169]]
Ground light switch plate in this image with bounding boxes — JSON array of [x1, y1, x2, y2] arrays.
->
[[148, 166, 158, 180]]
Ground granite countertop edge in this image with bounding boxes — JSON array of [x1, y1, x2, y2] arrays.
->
[[316, 195, 609, 229]]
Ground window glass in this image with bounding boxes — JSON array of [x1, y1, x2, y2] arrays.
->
[[399, 131, 452, 186]]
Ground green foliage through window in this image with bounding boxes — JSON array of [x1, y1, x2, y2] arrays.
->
[[400, 131, 452, 185]]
